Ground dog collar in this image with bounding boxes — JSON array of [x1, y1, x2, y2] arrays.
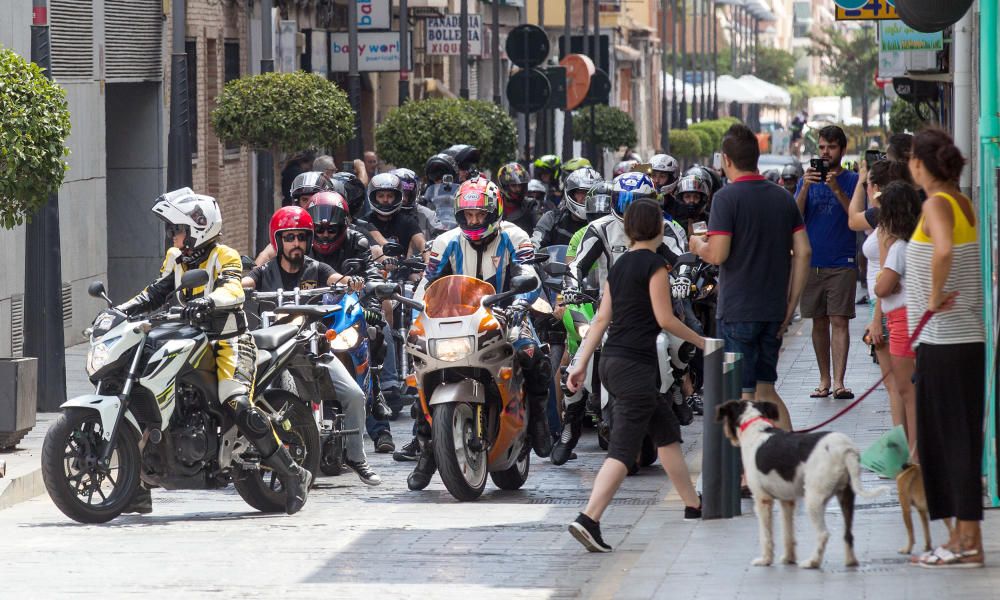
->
[[738, 416, 773, 433]]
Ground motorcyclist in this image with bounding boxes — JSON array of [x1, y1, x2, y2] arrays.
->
[[406, 176, 553, 491], [496, 161, 538, 233], [526, 178, 548, 207], [242, 206, 381, 486], [532, 167, 603, 248], [560, 157, 593, 188], [424, 152, 459, 186], [289, 171, 333, 210], [612, 159, 639, 178], [115, 188, 312, 515], [443, 144, 481, 182], [671, 173, 711, 234], [394, 167, 445, 240], [367, 172, 427, 261], [649, 153, 680, 210], [780, 162, 802, 195], [533, 154, 563, 204]]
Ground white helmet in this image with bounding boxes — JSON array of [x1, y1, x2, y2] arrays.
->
[[563, 167, 604, 221], [152, 188, 223, 255], [649, 153, 680, 195]]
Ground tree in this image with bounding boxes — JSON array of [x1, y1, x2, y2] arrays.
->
[[572, 105, 637, 152], [755, 47, 796, 87], [668, 130, 703, 160], [462, 100, 518, 171], [0, 48, 71, 229], [808, 25, 879, 129], [889, 98, 929, 133], [211, 71, 355, 177], [374, 98, 494, 174]]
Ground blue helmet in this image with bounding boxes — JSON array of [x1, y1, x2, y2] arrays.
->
[[610, 172, 656, 221]]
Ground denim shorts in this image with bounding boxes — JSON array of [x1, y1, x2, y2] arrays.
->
[[717, 320, 782, 393]]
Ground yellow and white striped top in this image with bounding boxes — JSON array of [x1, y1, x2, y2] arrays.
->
[[905, 192, 984, 346]]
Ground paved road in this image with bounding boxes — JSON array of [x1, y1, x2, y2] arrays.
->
[[1, 316, 997, 599]]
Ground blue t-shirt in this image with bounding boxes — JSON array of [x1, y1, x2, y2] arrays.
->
[[795, 170, 859, 268]]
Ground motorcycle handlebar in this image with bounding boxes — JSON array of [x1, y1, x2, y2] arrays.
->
[[246, 285, 344, 302]]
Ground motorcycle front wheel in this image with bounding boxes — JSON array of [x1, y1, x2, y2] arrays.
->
[[490, 444, 530, 490], [432, 402, 487, 501], [234, 392, 320, 512], [41, 408, 140, 524]]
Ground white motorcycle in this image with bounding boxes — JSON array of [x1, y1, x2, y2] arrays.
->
[[41, 269, 323, 523]]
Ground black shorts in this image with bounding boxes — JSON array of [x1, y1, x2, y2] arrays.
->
[[599, 356, 682, 465]]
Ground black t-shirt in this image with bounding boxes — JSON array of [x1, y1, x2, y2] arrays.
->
[[370, 212, 421, 253], [246, 259, 335, 291], [602, 249, 670, 365], [707, 176, 804, 322]]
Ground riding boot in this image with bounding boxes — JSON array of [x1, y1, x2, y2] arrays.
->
[[528, 394, 552, 458], [551, 400, 585, 466], [262, 445, 313, 515], [407, 436, 436, 491], [123, 484, 152, 514]]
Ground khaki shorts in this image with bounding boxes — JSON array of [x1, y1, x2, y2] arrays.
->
[[801, 267, 857, 319]]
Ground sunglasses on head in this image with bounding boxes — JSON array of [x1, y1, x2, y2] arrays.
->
[[281, 232, 310, 243]]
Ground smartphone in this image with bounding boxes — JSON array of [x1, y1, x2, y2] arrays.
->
[[341, 161, 354, 173], [692, 221, 708, 236], [712, 152, 723, 170], [810, 158, 829, 182], [864, 149, 886, 168]]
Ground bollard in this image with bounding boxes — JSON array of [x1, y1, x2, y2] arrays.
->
[[701, 338, 725, 519], [720, 352, 743, 517]]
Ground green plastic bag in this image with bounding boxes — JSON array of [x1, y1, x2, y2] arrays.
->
[[861, 425, 910, 478]]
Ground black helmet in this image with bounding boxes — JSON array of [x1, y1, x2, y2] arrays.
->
[[329, 171, 367, 219], [764, 169, 781, 184], [367, 172, 404, 216], [392, 167, 419, 209], [444, 144, 481, 171], [425, 153, 459, 183], [781, 163, 803, 181]]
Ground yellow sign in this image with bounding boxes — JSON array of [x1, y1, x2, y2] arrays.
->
[[835, 1, 898, 20]]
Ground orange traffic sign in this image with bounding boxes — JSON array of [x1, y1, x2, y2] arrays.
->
[[559, 54, 595, 111]]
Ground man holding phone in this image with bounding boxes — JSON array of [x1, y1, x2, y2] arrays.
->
[[794, 125, 860, 400]]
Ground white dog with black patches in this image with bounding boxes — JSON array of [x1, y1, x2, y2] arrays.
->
[[716, 400, 888, 569]]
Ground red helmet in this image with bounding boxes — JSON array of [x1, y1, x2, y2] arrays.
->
[[269, 206, 314, 254], [307, 191, 350, 255]]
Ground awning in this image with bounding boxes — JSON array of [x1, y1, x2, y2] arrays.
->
[[660, 73, 696, 102], [738, 74, 791, 107], [715, 74, 791, 107]]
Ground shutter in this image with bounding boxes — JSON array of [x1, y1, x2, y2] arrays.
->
[[469, 60, 479, 99], [105, 0, 164, 81], [61, 283, 73, 329], [50, 0, 94, 80], [10, 295, 24, 359]]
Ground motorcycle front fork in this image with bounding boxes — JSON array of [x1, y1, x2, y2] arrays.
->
[[99, 330, 149, 467]]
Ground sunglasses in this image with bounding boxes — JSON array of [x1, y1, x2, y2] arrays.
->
[[314, 225, 340, 235], [281, 232, 310, 243]]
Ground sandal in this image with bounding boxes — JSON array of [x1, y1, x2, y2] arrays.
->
[[915, 546, 984, 569], [810, 387, 831, 398], [833, 387, 855, 400]]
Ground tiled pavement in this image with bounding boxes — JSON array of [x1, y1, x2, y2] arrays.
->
[[0, 316, 996, 598]]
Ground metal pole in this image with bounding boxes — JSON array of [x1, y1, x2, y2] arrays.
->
[[592, 0, 599, 169], [671, 0, 678, 128], [256, 0, 275, 251], [563, 0, 573, 157], [753, 17, 759, 74], [460, 0, 469, 99], [348, 0, 363, 157], [720, 352, 743, 518], [701, 338, 725, 519], [701, 0, 708, 120], [691, 0, 699, 122], [492, 0, 501, 105], [679, 0, 686, 128], [167, 0, 192, 191], [711, 0, 718, 118], [661, 0, 669, 150], [730, 6, 737, 77], [25, 0, 66, 412], [399, 0, 410, 105]]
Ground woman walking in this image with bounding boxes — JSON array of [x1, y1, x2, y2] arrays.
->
[[906, 128, 985, 568], [566, 198, 706, 553]]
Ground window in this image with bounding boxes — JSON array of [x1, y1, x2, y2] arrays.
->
[[185, 39, 198, 154], [224, 40, 241, 152], [792, 2, 811, 39]]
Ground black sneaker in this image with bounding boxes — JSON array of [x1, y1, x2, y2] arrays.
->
[[384, 388, 403, 420], [568, 513, 612, 552], [346, 459, 382, 486], [393, 437, 420, 462], [374, 432, 395, 453], [684, 495, 703, 521], [685, 394, 704, 416]]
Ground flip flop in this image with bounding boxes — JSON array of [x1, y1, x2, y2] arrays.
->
[[810, 387, 831, 398], [833, 388, 855, 400], [915, 546, 984, 569]]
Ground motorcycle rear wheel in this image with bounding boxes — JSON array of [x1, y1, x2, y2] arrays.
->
[[234, 392, 320, 512], [41, 408, 140, 524], [490, 445, 530, 490], [432, 402, 487, 501]]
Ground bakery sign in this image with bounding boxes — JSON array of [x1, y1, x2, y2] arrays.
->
[[426, 14, 483, 57]]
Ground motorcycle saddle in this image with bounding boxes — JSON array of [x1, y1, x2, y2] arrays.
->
[[251, 323, 299, 350]]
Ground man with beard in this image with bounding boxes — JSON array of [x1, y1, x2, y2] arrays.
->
[[242, 206, 383, 485]]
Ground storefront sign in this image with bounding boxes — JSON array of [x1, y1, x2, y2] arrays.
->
[[330, 32, 411, 72], [879, 20, 943, 52], [835, 0, 897, 20], [357, 0, 391, 30], [426, 14, 483, 56]]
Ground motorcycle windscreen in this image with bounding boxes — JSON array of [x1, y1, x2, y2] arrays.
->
[[423, 275, 496, 318]]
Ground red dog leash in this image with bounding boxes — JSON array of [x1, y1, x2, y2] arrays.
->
[[792, 309, 935, 433]]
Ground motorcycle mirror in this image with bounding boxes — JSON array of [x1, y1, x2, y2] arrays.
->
[[675, 252, 698, 267], [179, 269, 210, 291], [342, 258, 363, 275], [542, 261, 569, 276], [87, 281, 106, 299], [374, 283, 399, 299], [381, 241, 405, 257], [509, 274, 537, 294], [240, 255, 256, 271]]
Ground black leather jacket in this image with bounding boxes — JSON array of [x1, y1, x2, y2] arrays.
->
[[312, 228, 382, 281]]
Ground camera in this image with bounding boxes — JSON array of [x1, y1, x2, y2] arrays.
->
[[864, 149, 887, 169], [810, 158, 829, 182]]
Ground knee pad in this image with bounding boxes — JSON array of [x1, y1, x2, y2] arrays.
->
[[227, 396, 271, 440]]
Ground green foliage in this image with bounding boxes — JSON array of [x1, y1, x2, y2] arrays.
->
[[0, 48, 71, 229], [807, 26, 878, 121], [374, 98, 494, 173], [755, 47, 797, 87], [889, 99, 925, 133], [788, 81, 841, 112], [572, 104, 638, 151], [668, 130, 703, 160], [211, 71, 355, 154], [463, 100, 518, 170], [689, 128, 713, 157], [689, 119, 731, 152]]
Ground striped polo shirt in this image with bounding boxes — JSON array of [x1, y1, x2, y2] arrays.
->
[[905, 192, 984, 346]]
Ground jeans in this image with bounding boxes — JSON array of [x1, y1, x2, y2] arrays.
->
[[381, 330, 401, 392], [317, 354, 368, 463]]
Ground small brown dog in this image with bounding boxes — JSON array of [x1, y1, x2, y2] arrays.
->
[[897, 464, 954, 554]]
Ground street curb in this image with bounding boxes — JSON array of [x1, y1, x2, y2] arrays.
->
[[0, 466, 45, 511]]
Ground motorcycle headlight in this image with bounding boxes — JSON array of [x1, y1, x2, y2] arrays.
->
[[86, 337, 120, 376], [577, 324, 591, 340], [329, 324, 362, 351], [430, 336, 474, 362]]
